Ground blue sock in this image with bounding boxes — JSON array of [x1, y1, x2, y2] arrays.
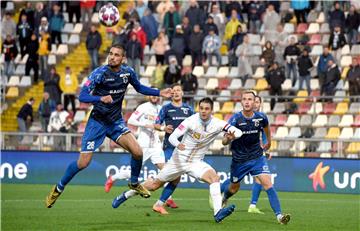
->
[[250, 182, 262, 205], [159, 182, 177, 202], [57, 161, 81, 191], [221, 179, 234, 200], [130, 156, 143, 184], [266, 187, 282, 216]]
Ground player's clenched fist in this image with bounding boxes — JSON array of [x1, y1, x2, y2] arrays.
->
[[160, 88, 174, 98], [177, 143, 185, 151], [101, 95, 113, 104]]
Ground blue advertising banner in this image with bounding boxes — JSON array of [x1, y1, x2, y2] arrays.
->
[[1, 151, 359, 194]]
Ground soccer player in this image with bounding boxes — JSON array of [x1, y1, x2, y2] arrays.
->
[[112, 97, 243, 223], [104, 95, 165, 190], [221, 91, 290, 224], [45, 44, 173, 208], [247, 95, 270, 214], [152, 83, 194, 209]]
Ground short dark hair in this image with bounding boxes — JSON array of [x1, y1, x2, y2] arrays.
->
[[199, 97, 214, 109], [171, 83, 182, 89], [255, 95, 262, 103], [111, 44, 126, 55]]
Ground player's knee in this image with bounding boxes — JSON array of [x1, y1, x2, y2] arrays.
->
[[261, 181, 273, 190], [209, 174, 220, 183], [131, 147, 143, 159], [77, 159, 91, 169]]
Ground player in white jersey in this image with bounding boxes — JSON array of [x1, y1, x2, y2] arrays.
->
[[104, 96, 165, 192], [111, 98, 243, 223]]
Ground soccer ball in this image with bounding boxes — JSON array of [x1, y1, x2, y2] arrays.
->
[[98, 3, 120, 27]]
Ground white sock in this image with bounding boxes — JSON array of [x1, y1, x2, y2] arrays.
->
[[277, 214, 283, 221], [210, 182, 222, 215], [111, 168, 131, 181], [155, 200, 165, 206], [124, 190, 138, 199], [249, 204, 256, 209]]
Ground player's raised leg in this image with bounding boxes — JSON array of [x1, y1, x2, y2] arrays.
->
[[116, 132, 151, 198], [112, 177, 165, 210], [256, 174, 290, 224], [46, 117, 107, 208], [248, 178, 264, 214]]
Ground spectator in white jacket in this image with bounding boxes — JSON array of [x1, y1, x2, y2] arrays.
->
[[202, 28, 221, 66], [48, 103, 69, 150]]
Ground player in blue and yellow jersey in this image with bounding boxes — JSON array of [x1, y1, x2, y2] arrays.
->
[[45, 44, 173, 208], [221, 91, 290, 224]]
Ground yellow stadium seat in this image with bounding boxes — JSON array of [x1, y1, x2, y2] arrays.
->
[[269, 140, 277, 151], [346, 142, 360, 154], [341, 67, 350, 79], [254, 79, 268, 91], [325, 127, 340, 139], [6, 87, 19, 98], [220, 102, 234, 114], [294, 90, 308, 103], [213, 113, 223, 120], [334, 102, 348, 115]]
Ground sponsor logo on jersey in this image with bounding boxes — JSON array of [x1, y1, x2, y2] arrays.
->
[[181, 107, 190, 114], [172, 116, 188, 120], [242, 130, 259, 134], [105, 78, 115, 82], [238, 122, 247, 126], [119, 73, 131, 78], [109, 89, 125, 94]]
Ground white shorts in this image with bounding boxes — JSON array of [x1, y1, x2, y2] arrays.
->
[[157, 158, 213, 182], [142, 147, 165, 165]]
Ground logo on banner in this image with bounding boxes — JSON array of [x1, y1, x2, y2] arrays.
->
[[308, 162, 330, 192]]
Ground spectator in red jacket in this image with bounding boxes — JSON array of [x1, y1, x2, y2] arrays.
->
[[80, 0, 96, 30], [131, 21, 147, 49]]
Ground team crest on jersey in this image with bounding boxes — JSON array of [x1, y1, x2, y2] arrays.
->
[[253, 119, 261, 127], [193, 132, 201, 139], [232, 176, 238, 182], [122, 76, 128, 83], [263, 165, 269, 171], [181, 107, 189, 114]]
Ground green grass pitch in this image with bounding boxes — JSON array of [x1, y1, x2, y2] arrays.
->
[[2, 184, 359, 231]]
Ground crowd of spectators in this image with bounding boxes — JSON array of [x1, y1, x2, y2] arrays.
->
[[1, 0, 359, 141], [109, 0, 359, 104]]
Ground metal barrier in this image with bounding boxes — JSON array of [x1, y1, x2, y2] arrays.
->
[[1, 132, 359, 158]]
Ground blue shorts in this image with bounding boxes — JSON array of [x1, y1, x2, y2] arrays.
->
[[230, 156, 270, 183], [81, 117, 130, 153], [164, 147, 175, 161]]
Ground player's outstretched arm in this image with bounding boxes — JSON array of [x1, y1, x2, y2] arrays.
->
[[128, 107, 152, 128], [169, 122, 188, 150], [159, 88, 173, 98]]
